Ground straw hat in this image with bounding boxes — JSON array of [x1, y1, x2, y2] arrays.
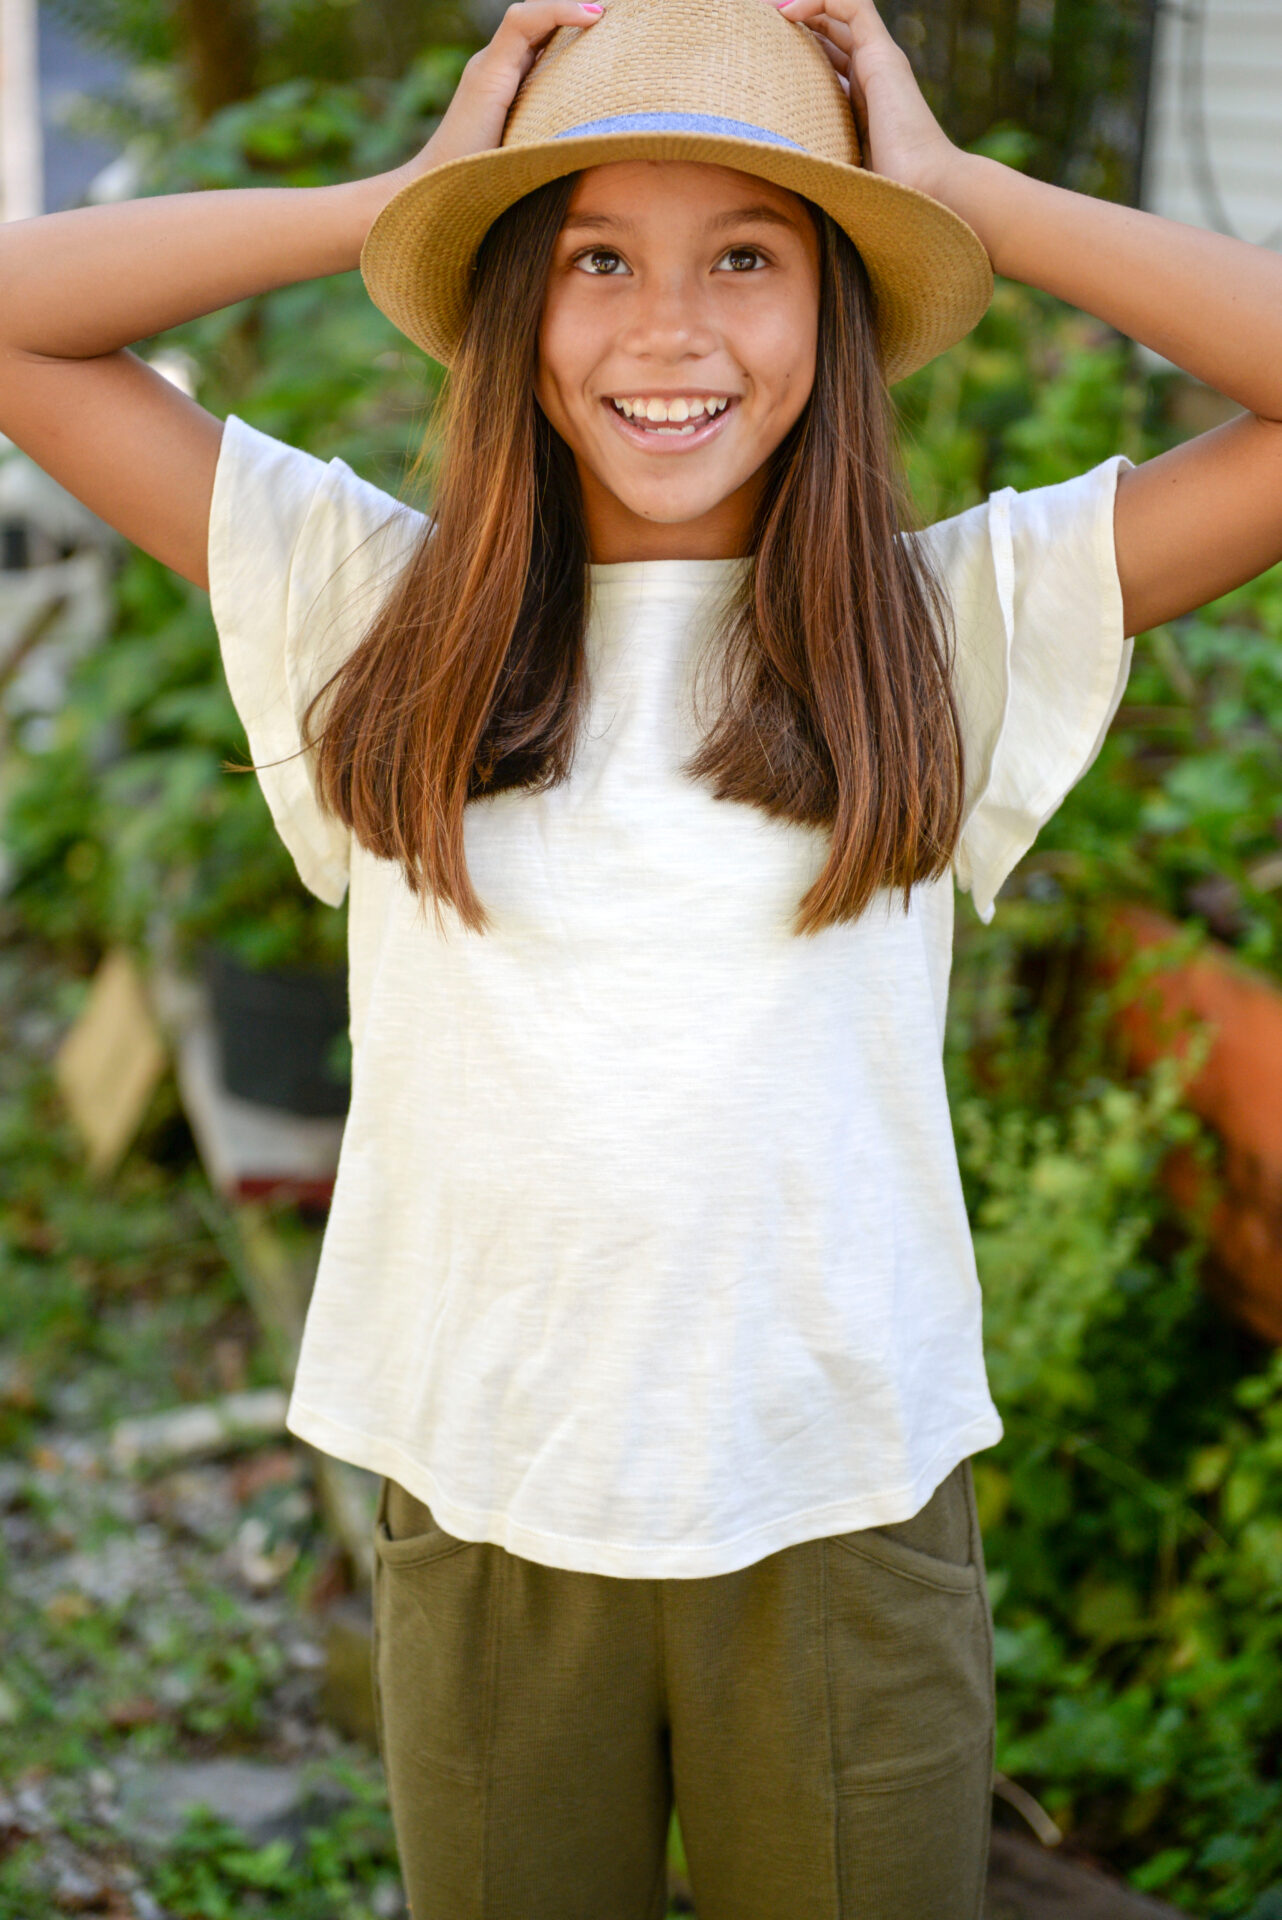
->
[[360, 0, 993, 384]]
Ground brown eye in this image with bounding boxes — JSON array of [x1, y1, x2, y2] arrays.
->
[[720, 246, 765, 272], [576, 248, 628, 275]]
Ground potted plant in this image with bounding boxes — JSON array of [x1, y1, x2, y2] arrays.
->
[[172, 787, 352, 1118], [98, 649, 353, 1118], [1092, 901, 1282, 1344]]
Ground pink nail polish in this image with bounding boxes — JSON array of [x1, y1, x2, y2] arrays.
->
[[581, 4, 603, 12]]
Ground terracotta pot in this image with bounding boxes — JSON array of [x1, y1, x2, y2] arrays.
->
[[1093, 902, 1282, 1344]]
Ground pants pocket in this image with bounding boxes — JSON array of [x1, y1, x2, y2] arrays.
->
[[372, 1476, 496, 1783], [824, 1463, 994, 1793], [375, 1473, 475, 1569]]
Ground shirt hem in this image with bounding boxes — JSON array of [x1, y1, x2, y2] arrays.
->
[[285, 1398, 1005, 1579]]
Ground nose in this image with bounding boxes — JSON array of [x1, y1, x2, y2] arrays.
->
[[616, 265, 718, 364]]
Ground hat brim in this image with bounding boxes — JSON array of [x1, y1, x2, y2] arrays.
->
[[360, 130, 993, 386]]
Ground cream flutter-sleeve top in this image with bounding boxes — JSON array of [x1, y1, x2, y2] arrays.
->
[[208, 414, 1133, 1579]]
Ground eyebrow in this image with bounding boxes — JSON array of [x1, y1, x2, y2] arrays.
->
[[561, 203, 801, 237]]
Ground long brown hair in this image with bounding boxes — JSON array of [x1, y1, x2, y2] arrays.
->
[[302, 171, 965, 936]]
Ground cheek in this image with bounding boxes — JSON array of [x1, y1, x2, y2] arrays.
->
[[536, 285, 601, 422], [534, 316, 568, 428], [750, 296, 818, 418]]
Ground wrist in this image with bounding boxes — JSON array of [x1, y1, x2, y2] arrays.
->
[[924, 149, 1009, 266], [910, 139, 968, 208], [333, 168, 416, 259]]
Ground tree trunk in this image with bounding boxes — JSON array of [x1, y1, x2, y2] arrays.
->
[[175, 0, 260, 122]]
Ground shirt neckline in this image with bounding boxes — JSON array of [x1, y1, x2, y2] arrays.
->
[[587, 555, 752, 594]]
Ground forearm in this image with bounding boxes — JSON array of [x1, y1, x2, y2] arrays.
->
[[937, 151, 1282, 420], [0, 169, 408, 362]]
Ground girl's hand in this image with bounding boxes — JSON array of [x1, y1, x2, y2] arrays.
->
[[774, 0, 962, 203], [399, 2, 606, 178]]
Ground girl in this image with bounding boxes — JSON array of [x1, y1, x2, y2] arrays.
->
[[3, 0, 1281, 1913]]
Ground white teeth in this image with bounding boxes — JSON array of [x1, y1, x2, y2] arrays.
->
[[609, 396, 732, 425]]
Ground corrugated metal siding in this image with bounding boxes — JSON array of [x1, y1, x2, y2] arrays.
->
[[1142, 0, 1282, 250]]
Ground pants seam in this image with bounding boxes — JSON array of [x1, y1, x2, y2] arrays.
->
[[370, 1479, 389, 1769], [965, 1458, 997, 1920], [820, 1539, 845, 1920], [654, 1576, 672, 1920], [478, 1539, 505, 1920], [654, 1575, 669, 1727]]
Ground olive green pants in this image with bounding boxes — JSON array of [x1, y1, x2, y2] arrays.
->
[[371, 1461, 994, 1920]]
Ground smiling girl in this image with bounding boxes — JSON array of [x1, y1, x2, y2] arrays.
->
[[4, 0, 1282, 1913]]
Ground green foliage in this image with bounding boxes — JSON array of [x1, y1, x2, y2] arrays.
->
[[894, 279, 1157, 520], [958, 1060, 1204, 1410], [942, 892, 1282, 1912], [1055, 596, 1282, 973], [148, 1777, 402, 1918], [902, 0, 1156, 203], [2, 551, 349, 971], [43, 0, 175, 67], [0, 952, 248, 1447], [155, 54, 468, 191], [906, 281, 1282, 1905], [44, 0, 479, 99]]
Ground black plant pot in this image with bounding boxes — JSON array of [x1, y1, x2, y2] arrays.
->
[[202, 945, 350, 1117]]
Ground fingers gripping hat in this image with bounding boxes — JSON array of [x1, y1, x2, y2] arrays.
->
[[360, 0, 993, 384]]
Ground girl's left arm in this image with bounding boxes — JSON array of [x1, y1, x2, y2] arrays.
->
[[779, 0, 1282, 639]]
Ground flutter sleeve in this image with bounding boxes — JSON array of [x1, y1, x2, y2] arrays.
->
[[918, 453, 1136, 923], [206, 413, 426, 906]]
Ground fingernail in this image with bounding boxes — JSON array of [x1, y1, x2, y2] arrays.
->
[[581, 4, 603, 12]]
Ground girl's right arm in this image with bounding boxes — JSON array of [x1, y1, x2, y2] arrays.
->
[[0, 180, 391, 590], [0, 0, 603, 593]]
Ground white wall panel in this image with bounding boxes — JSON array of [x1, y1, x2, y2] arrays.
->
[[1142, 0, 1282, 249]]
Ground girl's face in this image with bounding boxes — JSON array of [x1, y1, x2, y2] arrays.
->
[[536, 161, 822, 563]]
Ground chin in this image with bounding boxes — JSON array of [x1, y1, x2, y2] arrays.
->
[[611, 483, 732, 526]]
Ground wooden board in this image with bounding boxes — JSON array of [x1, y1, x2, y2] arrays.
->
[[54, 947, 168, 1176]]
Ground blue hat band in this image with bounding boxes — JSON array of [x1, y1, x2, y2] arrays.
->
[[554, 111, 805, 151]]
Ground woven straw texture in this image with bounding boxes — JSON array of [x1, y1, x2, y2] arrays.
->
[[360, 0, 993, 383], [504, 0, 858, 161]]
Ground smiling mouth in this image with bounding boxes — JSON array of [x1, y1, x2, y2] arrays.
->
[[602, 395, 736, 443]]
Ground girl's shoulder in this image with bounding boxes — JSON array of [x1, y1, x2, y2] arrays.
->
[[211, 415, 427, 621], [908, 454, 1135, 615], [206, 419, 429, 907], [913, 455, 1137, 926]]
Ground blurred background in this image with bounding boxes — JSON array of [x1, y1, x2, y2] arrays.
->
[[2, 3, 1282, 1916]]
